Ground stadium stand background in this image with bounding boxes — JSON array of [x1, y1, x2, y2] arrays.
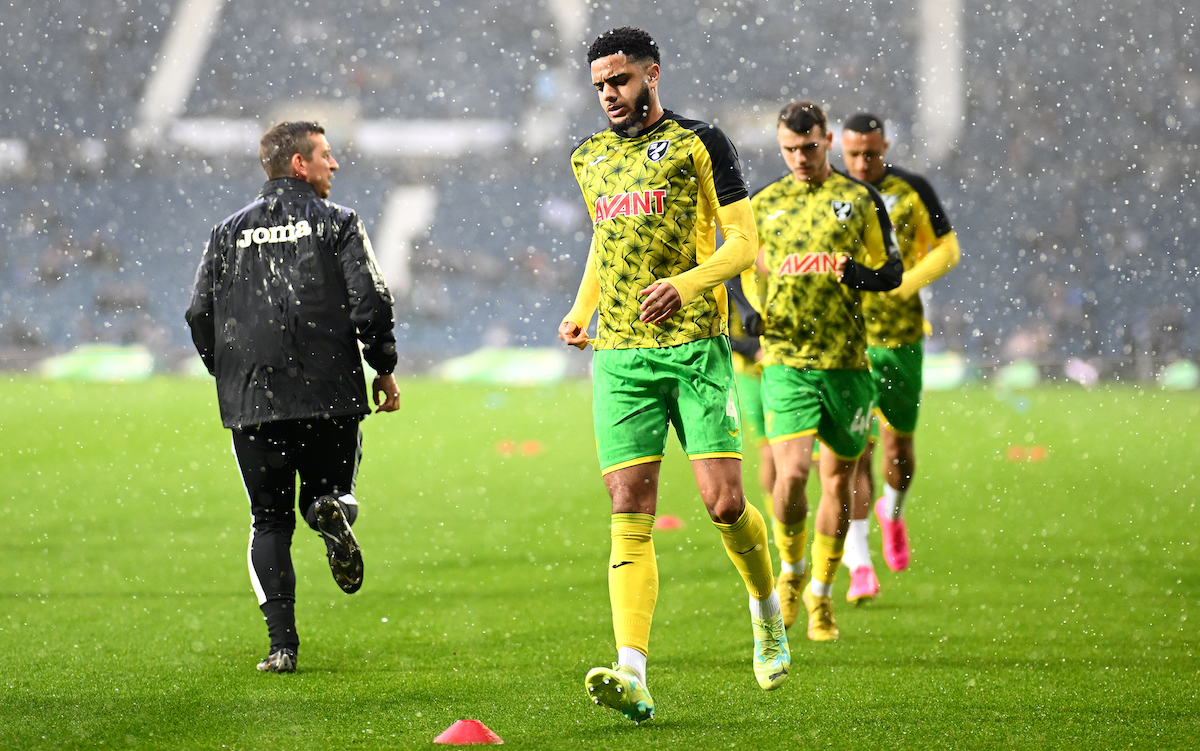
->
[[1, 0, 1195, 377]]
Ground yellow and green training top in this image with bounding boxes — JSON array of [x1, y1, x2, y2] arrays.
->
[[562, 110, 758, 350], [863, 165, 960, 348], [750, 168, 901, 371]]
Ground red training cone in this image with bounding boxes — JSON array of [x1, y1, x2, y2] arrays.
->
[[654, 515, 684, 530], [434, 719, 504, 745]]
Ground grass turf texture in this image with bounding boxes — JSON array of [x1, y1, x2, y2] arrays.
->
[[0, 376, 1196, 749]]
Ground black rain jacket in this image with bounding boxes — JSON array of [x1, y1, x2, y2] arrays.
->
[[186, 177, 397, 429]]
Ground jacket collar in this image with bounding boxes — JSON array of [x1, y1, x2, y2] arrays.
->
[[260, 176, 318, 198]]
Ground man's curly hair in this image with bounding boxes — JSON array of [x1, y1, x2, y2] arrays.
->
[[587, 26, 660, 66]]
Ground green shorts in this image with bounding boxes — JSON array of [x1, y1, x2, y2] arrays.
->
[[868, 339, 923, 435], [592, 337, 742, 475], [761, 365, 876, 460], [735, 371, 767, 442]]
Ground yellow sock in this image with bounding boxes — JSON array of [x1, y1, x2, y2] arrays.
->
[[714, 502, 775, 600], [609, 513, 658, 656], [758, 489, 777, 523], [811, 532, 846, 586], [761, 493, 776, 525], [773, 520, 808, 566]]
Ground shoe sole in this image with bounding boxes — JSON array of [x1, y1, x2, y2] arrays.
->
[[314, 497, 363, 594], [754, 661, 790, 690], [584, 668, 654, 724]]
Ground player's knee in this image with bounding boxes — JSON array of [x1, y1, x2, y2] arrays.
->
[[776, 464, 810, 491], [706, 493, 744, 524], [608, 484, 655, 514], [252, 506, 296, 534]]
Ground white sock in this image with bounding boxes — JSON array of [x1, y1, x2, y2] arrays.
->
[[618, 647, 647, 684], [809, 579, 833, 598], [749, 591, 781, 620], [842, 519, 872, 570], [882, 484, 907, 521], [781, 558, 806, 576]]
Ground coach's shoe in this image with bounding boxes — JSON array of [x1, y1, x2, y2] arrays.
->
[[585, 664, 654, 725], [751, 613, 790, 690], [256, 648, 297, 673], [775, 571, 807, 629], [846, 566, 881, 604], [313, 495, 363, 594], [802, 586, 839, 642], [875, 498, 910, 572]]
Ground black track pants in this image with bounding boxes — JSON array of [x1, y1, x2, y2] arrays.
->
[[232, 416, 362, 652]]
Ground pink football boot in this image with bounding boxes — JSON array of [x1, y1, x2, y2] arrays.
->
[[846, 566, 880, 604], [875, 497, 910, 571]]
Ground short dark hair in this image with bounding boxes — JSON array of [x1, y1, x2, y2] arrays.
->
[[778, 100, 827, 136], [587, 26, 660, 66], [844, 112, 886, 136], [259, 121, 325, 179]]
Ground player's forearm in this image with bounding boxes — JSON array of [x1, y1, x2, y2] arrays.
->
[[895, 231, 960, 298], [841, 255, 904, 292], [341, 221, 399, 374], [355, 306, 398, 375], [841, 204, 903, 292], [663, 198, 758, 306], [563, 236, 600, 327]]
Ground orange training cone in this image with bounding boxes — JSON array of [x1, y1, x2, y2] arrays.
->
[[433, 719, 504, 745]]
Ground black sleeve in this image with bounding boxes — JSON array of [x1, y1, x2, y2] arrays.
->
[[840, 255, 904, 292], [839, 182, 903, 292], [338, 214, 399, 375], [696, 124, 750, 206], [723, 274, 762, 336], [184, 229, 219, 375], [892, 166, 953, 237]]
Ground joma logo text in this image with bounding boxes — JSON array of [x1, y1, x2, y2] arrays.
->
[[236, 220, 313, 248]]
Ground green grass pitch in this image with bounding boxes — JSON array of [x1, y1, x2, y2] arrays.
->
[[0, 375, 1196, 749]]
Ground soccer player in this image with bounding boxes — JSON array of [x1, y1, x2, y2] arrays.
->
[[186, 121, 400, 673], [840, 113, 960, 592], [558, 27, 788, 724], [739, 101, 901, 641]]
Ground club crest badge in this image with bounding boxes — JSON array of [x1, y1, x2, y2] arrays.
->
[[831, 200, 853, 220], [646, 140, 671, 162]]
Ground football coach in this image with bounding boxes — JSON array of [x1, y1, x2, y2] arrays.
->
[[186, 121, 399, 673]]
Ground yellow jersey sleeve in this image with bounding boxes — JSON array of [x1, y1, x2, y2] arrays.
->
[[562, 234, 600, 329], [892, 230, 960, 300], [658, 128, 756, 308], [662, 198, 757, 307]]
